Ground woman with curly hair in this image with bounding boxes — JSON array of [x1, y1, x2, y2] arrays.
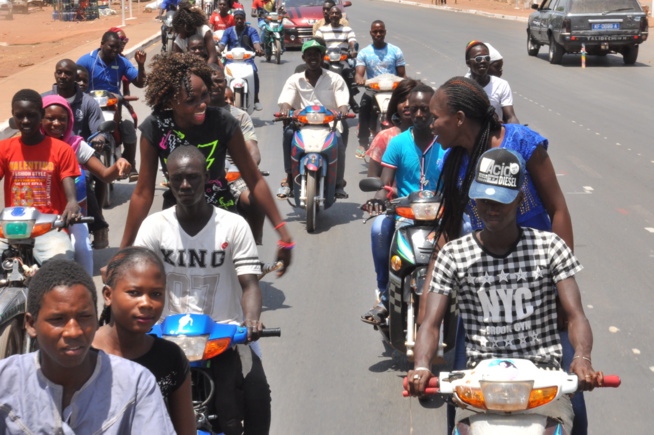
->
[[172, 0, 220, 65], [120, 53, 293, 275]]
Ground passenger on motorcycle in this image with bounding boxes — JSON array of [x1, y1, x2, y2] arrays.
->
[[361, 85, 444, 325], [217, 8, 265, 111], [172, 0, 220, 66], [485, 42, 504, 77], [134, 146, 272, 435], [0, 90, 80, 263], [277, 38, 351, 199], [75, 64, 90, 93], [408, 148, 601, 434], [315, 6, 359, 112], [464, 41, 519, 124], [76, 31, 146, 177], [0, 260, 176, 434], [251, 0, 285, 51], [354, 20, 406, 158], [208, 64, 266, 245], [312, 0, 349, 35], [41, 95, 131, 275], [93, 247, 196, 435], [188, 34, 210, 61], [366, 77, 418, 177], [121, 53, 292, 274], [209, 0, 235, 31]]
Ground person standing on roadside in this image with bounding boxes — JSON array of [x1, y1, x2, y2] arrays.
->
[[77, 31, 146, 181]]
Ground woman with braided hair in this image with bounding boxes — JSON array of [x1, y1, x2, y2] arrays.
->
[[120, 53, 293, 276], [423, 76, 587, 434], [172, 0, 220, 65]]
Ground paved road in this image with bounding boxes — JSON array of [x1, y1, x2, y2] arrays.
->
[[94, 1, 653, 433]]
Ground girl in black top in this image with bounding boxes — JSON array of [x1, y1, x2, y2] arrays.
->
[[93, 247, 196, 435]]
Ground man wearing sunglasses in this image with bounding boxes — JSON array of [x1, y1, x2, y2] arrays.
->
[[465, 41, 519, 125]]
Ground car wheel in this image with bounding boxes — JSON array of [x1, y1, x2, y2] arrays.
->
[[623, 45, 638, 65], [548, 35, 564, 64], [527, 32, 539, 56]]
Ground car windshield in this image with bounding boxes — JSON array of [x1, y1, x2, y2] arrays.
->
[[569, 0, 640, 14], [283, 0, 325, 7]]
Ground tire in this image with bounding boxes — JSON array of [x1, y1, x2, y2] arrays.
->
[[274, 40, 282, 65], [305, 171, 318, 233], [265, 40, 271, 62], [100, 147, 115, 209], [233, 88, 244, 111], [0, 319, 23, 359], [548, 35, 564, 64], [623, 45, 638, 65], [165, 37, 174, 55], [527, 32, 539, 56]]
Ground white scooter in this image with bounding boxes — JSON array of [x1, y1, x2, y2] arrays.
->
[[403, 358, 620, 434], [223, 48, 256, 115], [364, 73, 403, 134]]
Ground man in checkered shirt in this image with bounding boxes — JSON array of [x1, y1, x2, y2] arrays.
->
[[407, 148, 602, 432]]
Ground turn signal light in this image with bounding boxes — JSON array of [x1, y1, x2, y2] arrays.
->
[[455, 386, 486, 410], [395, 206, 415, 219], [203, 337, 232, 360], [390, 255, 402, 271], [225, 171, 241, 182], [527, 386, 558, 409], [29, 223, 54, 238]]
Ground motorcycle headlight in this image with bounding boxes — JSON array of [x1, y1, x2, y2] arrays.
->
[[282, 17, 294, 27], [409, 267, 428, 295], [456, 381, 552, 412], [327, 51, 342, 62], [164, 334, 209, 362], [0, 221, 34, 239], [411, 202, 440, 221]]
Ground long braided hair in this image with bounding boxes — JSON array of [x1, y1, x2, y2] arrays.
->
[[435, 76, 502, 243], [98, 247, 167, 326]]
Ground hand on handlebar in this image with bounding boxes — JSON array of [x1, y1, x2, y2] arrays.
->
[[61, 201, 82, 229], [361, 198, 386, 216], [115, 158, 132, 180], [90, 135, 108, 152], [241, 319, 265, 342], [571, 357, 604, 391], [406, 367, 434, 397]]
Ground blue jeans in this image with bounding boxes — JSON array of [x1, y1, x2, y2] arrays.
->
[[370, 215, 394, 306]]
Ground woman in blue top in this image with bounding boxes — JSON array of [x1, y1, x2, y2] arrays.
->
[[426, 76, 586, 434]]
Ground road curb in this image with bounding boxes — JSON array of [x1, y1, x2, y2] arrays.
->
[[0, 31, 161, 141], [378, 0, 529, 23]]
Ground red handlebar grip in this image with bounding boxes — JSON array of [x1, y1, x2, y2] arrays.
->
[[402, 388, 439, 397], [402, 376, 439, 390], [273, 112, 281, 117], [600, 375, 621, 388], [124, 96, 139, 101], [346, 113, 356, 118]]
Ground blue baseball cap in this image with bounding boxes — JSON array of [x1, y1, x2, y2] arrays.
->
[[469, 148, 525, 204], [232, 8, 246, 16]]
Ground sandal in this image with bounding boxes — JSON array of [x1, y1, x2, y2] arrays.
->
[[361, 304, 388, 325], [335, 186, 349, 199], [277, 185, 291, 199], [355, 145, 367, 159]]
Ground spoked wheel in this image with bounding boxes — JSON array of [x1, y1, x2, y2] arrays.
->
[[233, 88, 244, 112], [305, 171, 318, 233], [0, 319, 24, 359], [100, 147, 116, 208], [274, 40, 282, 65]]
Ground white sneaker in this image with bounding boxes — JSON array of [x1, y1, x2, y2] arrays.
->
[[255, 102, 263, 111]]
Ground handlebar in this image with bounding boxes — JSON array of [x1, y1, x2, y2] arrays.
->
[[53, 216, 95, 229], [259, 328, 281, 337], [599, 375, 621, 388]]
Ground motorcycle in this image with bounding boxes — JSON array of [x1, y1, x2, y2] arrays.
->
[[402, 358, 621, 434], [274, 106, 355, 233], [260, 11, 284, 64], [150, 313, 280, 434], [363, 73, 403, 136], [0, 207, 93, 359], [223, 48, 257, 115], [360, 177, 454, 361], [160, 9, 176, 54], [89, 89, 139, 208], [324, 47, 358, 102]]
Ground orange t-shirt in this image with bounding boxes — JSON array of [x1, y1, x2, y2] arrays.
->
[[0, 136, 81, 215]]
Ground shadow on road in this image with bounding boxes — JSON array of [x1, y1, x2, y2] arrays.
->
[[261, 281, 291, 313]]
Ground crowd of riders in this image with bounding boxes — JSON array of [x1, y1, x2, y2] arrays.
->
[[0, 1, 604, 434]]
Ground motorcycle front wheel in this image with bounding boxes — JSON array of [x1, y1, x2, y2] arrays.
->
[[265, 40, 272, 62], [274, 40, 282, 65], [305, 171, 318, 233], [0, 319, 23, 359], [99, 146, 116, 208], [233, 88, 244, 112]]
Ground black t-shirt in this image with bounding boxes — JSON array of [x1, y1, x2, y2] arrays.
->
[[133, 336, 190, 399], [139, 106, 240, 209]]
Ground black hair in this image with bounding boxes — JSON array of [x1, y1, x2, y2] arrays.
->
[[168, 144, 207, 168], [208, 62, 223, 72], [101, 31, 120, 44], [188, 33, 205, 45], [386, 77, 420, 124], [371, 20, 384, 28], [409, 83, 435, 97], [75, 64, 89, 76], [434, 76, 501, 242], [55, 58, 77, 70], [172, 0, 208, 34], [28, 259, 97, 321], [12, 89, 42, 108], [323, 0, 335, 6], [99, 247, 167, 325], [465, 41, 488, 62]]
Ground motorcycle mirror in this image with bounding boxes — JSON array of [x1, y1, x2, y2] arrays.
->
[[8, 117, 17, 130], [359, 177, 383, 192], [99, 120, 116, 133]]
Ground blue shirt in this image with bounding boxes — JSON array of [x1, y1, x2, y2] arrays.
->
[[77, 50, 138, 95], [381, 128, 444, 197], [356, 43, 405, 78], [220, 26, 260, 68], [160, 0, 179, 10]]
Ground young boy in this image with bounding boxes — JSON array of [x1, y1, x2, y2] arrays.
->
[[408, 148, 601, 433], [0, 259, 175, 433], [0, 89, 81, 263]]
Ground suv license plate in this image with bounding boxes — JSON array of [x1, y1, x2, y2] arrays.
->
[[592, 23, 620, 30]]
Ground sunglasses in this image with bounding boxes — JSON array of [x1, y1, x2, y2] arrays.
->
[[471, 55, 491, 63]]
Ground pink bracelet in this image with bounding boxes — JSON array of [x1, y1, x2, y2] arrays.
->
[[277, 240, 296, 250], [274, 222, 286, 230], [383, 185, 394, 200]]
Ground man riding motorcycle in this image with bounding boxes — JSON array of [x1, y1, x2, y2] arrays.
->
[[251, 0, 286, 54]]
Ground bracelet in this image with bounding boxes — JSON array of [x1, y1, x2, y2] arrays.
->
[[383, 185, 394, 200], [413, 366, 431, 372], [274, 222, 286, 230], [572, 355, 592, 363], [277, 240, 296, 249]]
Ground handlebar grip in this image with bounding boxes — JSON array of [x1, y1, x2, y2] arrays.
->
[[124, 96, 139, 101], [260, 328, 281, 337], [600, 375, 621, 388], [79, 217, 95, 224], [402, 388, 439, 397], [402, 376, 439, 390], [345, 114, 356, 119]]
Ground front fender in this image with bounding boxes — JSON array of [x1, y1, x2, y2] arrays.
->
[[0, 286, 28, 326]]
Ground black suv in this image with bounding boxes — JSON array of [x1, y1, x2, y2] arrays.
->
[[527, 0, 649, 65]]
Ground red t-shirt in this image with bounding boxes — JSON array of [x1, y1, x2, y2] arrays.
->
[[0, 136, 81, 215], [232, 2, 244, 9], [209, 11, 235, 31]]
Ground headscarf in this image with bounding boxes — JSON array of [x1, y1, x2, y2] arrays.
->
[[485, 43, 503, 63], [41, 95, 83, 153]]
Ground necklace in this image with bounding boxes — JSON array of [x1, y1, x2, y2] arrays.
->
[[411, 129, 437, 189]]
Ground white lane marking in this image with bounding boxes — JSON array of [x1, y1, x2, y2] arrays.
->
[[632, 349, 641, 355], [609, 326, 620, 333], [586, 304, 593, 309], [644, 227, 654, 233], [583, 186, 594, 192]]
